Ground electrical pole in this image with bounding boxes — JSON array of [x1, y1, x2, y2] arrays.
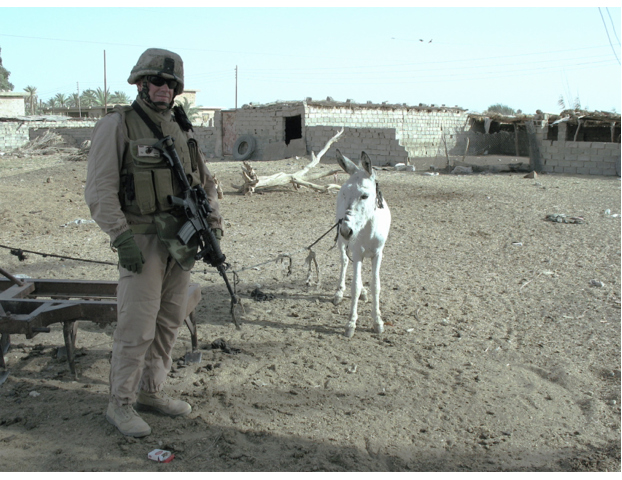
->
[[235, 65, 238, 110], [103, 50, 108, 115], [77, 82, 81, 118]]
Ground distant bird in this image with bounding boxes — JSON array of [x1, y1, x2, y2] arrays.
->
[[428, 39, 433, 43], [419, 39, 424, 42]]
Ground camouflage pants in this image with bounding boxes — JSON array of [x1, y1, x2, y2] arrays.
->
[[109, 233, 190, 406]]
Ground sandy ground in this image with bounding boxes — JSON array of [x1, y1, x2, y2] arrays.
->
[[0, 151, 620, 472]]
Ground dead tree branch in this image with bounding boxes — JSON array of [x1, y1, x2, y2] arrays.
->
[[232, 128, 345, 195]]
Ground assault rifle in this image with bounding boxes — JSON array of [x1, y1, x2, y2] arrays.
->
[[152, 135, 242, 329]]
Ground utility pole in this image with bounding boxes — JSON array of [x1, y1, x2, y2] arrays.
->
[[235, 65, 238, 110], [103, 50, 108, 115], [77, 82, 81, 118]]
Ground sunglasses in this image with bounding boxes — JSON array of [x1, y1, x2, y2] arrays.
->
[[146, 75, 179, 90]]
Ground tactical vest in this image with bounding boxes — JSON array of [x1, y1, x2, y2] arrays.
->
[[116, 103, 202, 216]]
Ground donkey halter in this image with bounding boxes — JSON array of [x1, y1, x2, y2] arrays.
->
[[375, 181, 385, 209]]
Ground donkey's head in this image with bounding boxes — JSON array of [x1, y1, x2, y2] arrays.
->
[[336, 149, 379, 241]]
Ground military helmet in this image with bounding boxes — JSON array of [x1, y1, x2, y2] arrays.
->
[[127, 48, 184, 96]]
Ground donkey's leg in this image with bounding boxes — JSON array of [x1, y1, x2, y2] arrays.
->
[[370, 252, 384, 334], [345, 259, 363, 338], [333, 239, 349, 306]]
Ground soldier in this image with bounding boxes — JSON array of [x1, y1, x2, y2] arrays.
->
[[85, 48, 223, 437]]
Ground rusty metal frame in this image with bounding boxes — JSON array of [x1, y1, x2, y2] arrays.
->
[[0, 277, 202, 378]]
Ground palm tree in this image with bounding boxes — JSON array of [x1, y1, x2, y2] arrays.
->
[[23, 85, 37, 114], [67, 92, 80, 108], [46, 97, 59, 114], [91, 87, 110, 107], [111, 90, 131, 105], [175, 96, 200, 123], [53, 93, 69, 109]]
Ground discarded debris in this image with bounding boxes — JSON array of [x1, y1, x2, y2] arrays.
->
[[60, 219, 95, 228], [589, 279, 605, 287], [250, 288, 275, 301], [8, 130, 89, 160], [451, 166, 473, 175], [148, 449, 174, 463], [545, 214, 585, 224], [210, 338, 241, 354]]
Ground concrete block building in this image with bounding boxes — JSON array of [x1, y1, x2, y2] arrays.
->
[[217, 98, 470, 166]]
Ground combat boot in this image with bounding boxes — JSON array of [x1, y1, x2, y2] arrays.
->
[[136, 390, 192, 417], [106, 402, 151, 437]]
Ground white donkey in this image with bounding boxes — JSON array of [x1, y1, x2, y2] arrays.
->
[[333, 149, 391, 338]]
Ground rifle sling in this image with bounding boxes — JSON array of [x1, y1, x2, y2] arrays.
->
[[131, 101, 165, 140]]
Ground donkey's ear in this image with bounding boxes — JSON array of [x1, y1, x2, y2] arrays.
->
[[361, 152, 374, 177], [336, 149, 358, 175]]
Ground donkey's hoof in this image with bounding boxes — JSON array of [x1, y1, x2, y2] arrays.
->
[[359, 288, 368, 303], [344, 325, 355, 338], [373, 323, 384, 334], [333, 293, 344, 306]]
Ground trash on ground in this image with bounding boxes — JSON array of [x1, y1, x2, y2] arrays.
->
[[250, 288, 275, 301], [451, 166, 473, 175], [589, 279, 605, 287], [395, 163, 415, 172], [148, 449, 174, 463], [29, 391, 40, 397], [61, 219, 95, 228], [512, 242, 523, 246], [423, 172, 439, 176], [545, 214, 585, 224], [211, 338, 241, 354]]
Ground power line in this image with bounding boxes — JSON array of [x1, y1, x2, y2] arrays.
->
[[0, 33, 343, 61], [606, 7, 621, 46], [598, 7, 621, 65], [241, 59, 618, 87], [241, 53, 616, 80]]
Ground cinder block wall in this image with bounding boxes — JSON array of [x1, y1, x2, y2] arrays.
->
[[538, 124, 621, 175], [306, 126, 408, 166], [193, 127, 219, 159], [0, 120, 97, 151], [230, 103, 306, 160], [539, 139, 621, 175], [305, 104, 469, 160]]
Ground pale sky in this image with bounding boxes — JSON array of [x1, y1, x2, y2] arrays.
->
[[1, 6, 620, 115]]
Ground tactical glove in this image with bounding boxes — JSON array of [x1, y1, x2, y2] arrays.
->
[[113, 230, 145, 274]]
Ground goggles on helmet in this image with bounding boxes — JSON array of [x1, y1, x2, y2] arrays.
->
[[146, 75, 179, 90]]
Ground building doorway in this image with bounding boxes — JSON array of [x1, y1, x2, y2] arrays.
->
[[285, 115, 302, 145]]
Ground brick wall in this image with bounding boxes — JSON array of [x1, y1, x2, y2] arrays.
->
[[539, 139, 621, 175], [193, 126, 219, 159], [306, 104, 469, 160], [306, 126, 408, 166], [0, 119, 97, 151], [0, 93, 27, 117], [230, 103, 306, 160]]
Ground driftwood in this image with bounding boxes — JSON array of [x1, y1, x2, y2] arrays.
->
[[232, 128, 345, 195]]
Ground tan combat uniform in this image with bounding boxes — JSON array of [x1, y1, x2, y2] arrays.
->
[[85, 96, 222, 406]]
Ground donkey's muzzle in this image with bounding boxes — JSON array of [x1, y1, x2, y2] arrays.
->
[[339, 223, 353, 240]]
